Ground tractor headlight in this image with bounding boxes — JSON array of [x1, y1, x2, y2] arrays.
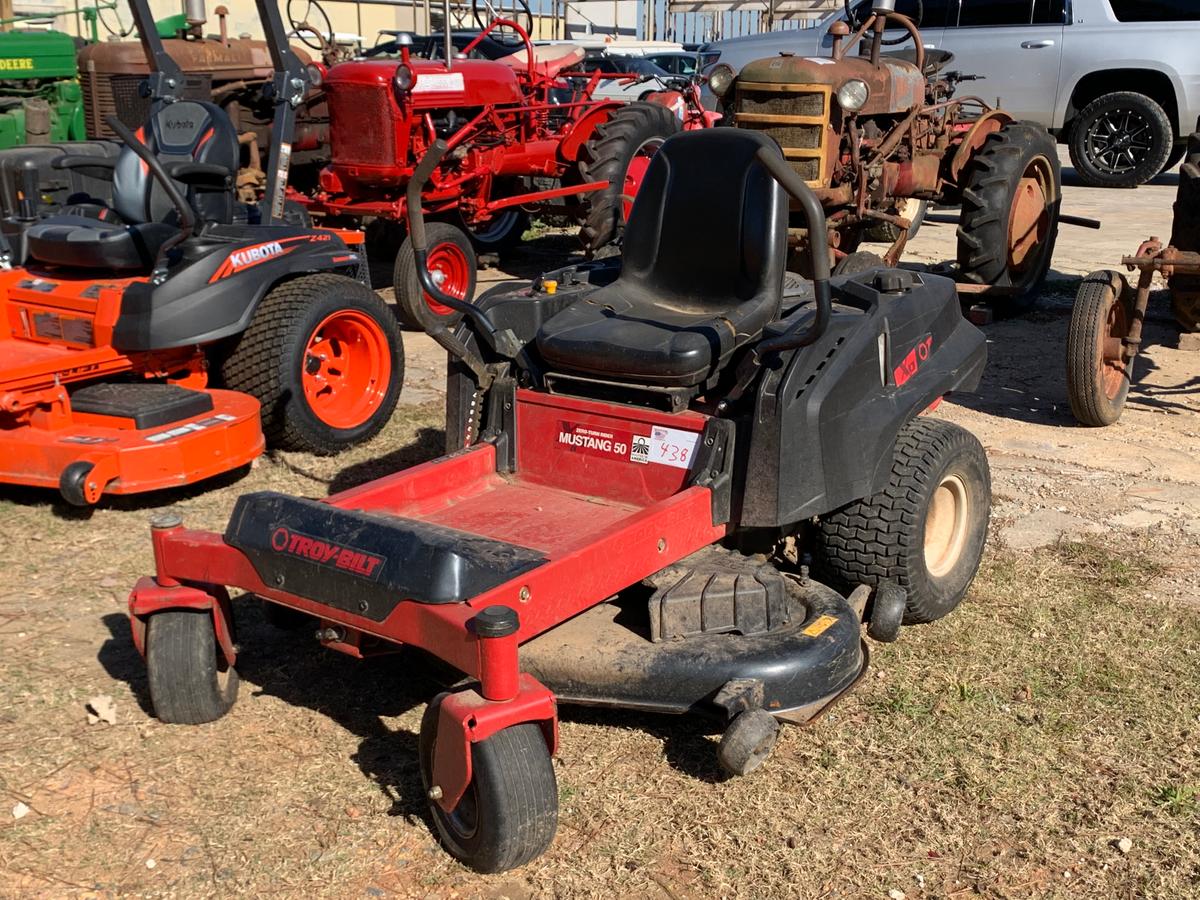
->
[[708, 63, 735, 98], [836, 78, 870, 111], [306, 62, 325, 89], [393, 62, 416, 98]]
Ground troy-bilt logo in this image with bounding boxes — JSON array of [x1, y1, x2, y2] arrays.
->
[[270, 526, 385, 580], [894, 334, 934, 387]]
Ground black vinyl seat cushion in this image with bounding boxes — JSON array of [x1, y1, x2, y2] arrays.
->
[[536, 130, 788, 387], [26, 214, 175, 270]]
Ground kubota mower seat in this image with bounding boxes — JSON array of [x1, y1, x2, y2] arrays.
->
[[536, 129, 788, 386], [26, 100, 239, 271]]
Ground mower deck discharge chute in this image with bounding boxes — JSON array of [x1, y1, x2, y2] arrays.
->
[[127, 128, 992, 873], [0, 0, 403, 505]]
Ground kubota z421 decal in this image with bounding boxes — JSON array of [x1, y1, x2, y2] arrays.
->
[[208, 233, 334, 282]]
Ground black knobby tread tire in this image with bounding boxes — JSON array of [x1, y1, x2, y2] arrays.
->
[[218, 273, 404, 454], [146, 609, 238, 725], [576, 102, 680, 253], [956, 122, 1060, 311], [1161, 144, 1187, 176], [1066, 271, 1131, 427], [393, 221, 477, 331], [815, 418, 991, 626], [1068, 91, 1174, 188], [1169, 133, 1200, 331], [419, 696, 558, 873]]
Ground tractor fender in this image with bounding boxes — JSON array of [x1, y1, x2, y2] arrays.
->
[[949, 110, 1015, 185], [111, 228, 363, 352], [558, 101, 626, 163]]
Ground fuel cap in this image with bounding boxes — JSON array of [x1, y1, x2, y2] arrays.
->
[[874, 270, 913, 294]]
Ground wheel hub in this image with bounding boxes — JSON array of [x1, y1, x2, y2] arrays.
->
[[1007, 158, 1053, 273], [300, 309, 391, 430], [1097, 286, 1131, 400], [1088, 110, 1153, 175], [423, 241, 470, 316], [924, 473, 969, 578]]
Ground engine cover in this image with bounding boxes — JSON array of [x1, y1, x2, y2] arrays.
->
[[735, 54, 924, 116]]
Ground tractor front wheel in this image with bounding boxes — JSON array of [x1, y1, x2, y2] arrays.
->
[[220, 274, 404, 454], [419, 694, 558, 873], [957, 122, 1061, 315], [393, 222, 477, 331], [1066, 270, 1135, 426], [575, 102, 681, 254]]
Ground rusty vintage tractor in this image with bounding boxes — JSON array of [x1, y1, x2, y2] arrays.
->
[[708, 0, 1060, 309], [1065, 125, 1200, 426]]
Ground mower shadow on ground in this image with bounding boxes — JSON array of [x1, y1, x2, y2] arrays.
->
[[325, 427, 445, 495]]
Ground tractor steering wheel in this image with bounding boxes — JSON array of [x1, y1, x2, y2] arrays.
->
[[843, 0, 923, 45], [471, 0, 535, 43], [98, 0, 135, 38], [288, 0, 335, 51]]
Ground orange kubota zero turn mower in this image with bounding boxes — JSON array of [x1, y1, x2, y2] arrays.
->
[[127, 125, 994, 872], [0, 0, 402, 505]]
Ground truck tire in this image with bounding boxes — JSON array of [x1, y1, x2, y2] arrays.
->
[[957, 122, 1060, 313], [576, 102, 680, 254], [815, 418, 991, 625], [220, 273, 404, 454], [1068, 91, 1173, 188], [393, 222, 477, 331]]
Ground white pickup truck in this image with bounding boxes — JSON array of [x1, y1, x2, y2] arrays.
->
[[701, 0, 1200, 187]]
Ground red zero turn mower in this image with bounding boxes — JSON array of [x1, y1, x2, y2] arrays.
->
[[0, 0, 402, 505], [127, 129, 992, 872]]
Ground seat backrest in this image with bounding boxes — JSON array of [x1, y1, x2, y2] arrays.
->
[[112, 99, 239, 227], [619, 129, 788, 316]]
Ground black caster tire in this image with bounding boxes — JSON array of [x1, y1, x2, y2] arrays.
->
[[393, 222, 476, 331], [59, 460, 97, 506], [146, 609, 239, 725], [866, 580, 906, 643], [219, 273, 404, 455], [418, 694, 558, 873], [717, 708, 780, 777], [816, 418, 991, 625], [1066, 270, 1133, 426], [262, 600, 314, 631]]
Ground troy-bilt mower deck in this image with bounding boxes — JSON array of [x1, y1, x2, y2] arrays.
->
[[127, 128, 991, 874]]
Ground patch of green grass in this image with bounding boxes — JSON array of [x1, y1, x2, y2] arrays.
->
[[1151, 783, 1198, 816]]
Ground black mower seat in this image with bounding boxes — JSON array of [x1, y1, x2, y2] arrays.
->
[[26, 214, 175, 270], [25, 99, 238, 271], [536, 130, 787, 387]]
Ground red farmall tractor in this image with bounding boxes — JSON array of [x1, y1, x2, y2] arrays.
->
[[288, 0, 692, 330], [709, 0, 1062, 311]]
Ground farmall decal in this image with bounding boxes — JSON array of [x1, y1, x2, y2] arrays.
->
[[270, 526, 384, 579], [893, 334, 934, 387]]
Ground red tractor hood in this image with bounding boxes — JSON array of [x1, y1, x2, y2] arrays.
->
[[325, 58, 525, 108]]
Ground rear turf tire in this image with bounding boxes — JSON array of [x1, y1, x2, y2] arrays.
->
[[576, 102, 680, 254], [1066, 270, 1133, 426], [220, 273, 403, 454], [957, 122, 1060, 314], [816, 418, 991, 625], [419, 694, 558, 873], [146, 609, 238, 725], [393, 222, 476, 331]]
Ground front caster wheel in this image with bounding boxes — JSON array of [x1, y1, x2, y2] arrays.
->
[[717, 708, 779, 777], [59, 460, 98, 506], [418, 694, 558, 873], [816, 418, 991, 625], [146, 609, 238, 725], [866, 580, 906, 643], [1066, 270, 1134, 426]]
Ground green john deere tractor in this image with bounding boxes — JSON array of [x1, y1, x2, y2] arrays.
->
[[0, 28, 86, 148]]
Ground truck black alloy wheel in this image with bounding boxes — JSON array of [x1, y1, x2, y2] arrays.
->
[[146, 609, 239, 725], [576, 102, 681, 253], [394, 222, 477, 331], [1066, 270, 1134, 427], [957, 122, 1061, 313], [1069, 92, 1173, 188], [816, 418, 991, 625], [220, 273, 404, 454], [419, 694, 558, 873]]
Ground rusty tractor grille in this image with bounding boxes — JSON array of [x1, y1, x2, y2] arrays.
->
[[81, 70, 213, 138], [735, 82, 830, 187], [328, 83, 395, 166]]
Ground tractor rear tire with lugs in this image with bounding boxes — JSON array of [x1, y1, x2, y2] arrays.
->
[[1169, 129, 1200, 332], [576, 102, 680, 254], [957, 122, 1060, 315]]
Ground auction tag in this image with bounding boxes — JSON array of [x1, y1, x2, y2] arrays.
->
[[414, 72, 465, 93], [645, 426, 700, 470]]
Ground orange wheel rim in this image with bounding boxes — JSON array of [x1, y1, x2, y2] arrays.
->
[[1007, 157, 1054, 272], [1097, 288, 1130, 400], [424, 241, 470, 317], [301, 309, 391, 430]]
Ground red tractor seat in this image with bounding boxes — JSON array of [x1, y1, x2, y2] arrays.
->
[[497, 42, 585, 80], [535, 129, 788, 387]]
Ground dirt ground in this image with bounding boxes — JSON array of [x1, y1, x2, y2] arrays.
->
[[0, 151, 1197, 898]]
